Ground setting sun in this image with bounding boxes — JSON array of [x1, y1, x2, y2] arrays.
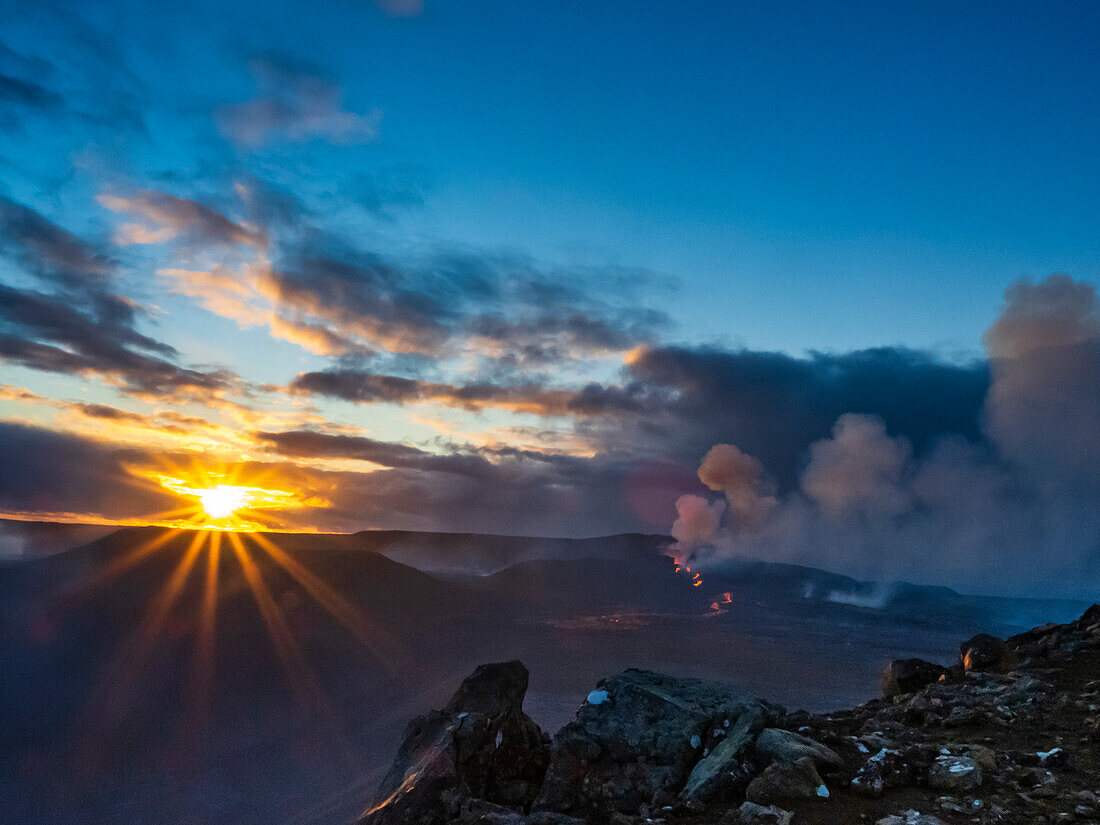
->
[[196, 485, 249, 520]]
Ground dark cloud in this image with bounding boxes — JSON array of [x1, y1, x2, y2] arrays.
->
[[0, 196, 113, 289], [0, 418, 692, 537], [670, 275, 1100, 598], [0, 73, 61, 110], [250, 429, 661, 536], [240, 242, 669, 362], [254, 429, 495, 477], [288, 369, 645, 416], [609, 344, 989, 486], [0, 198, 237, 398], [0, 422, 175, 519]]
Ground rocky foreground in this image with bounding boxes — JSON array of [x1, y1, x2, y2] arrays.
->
[[357, 606, 1100, 825]]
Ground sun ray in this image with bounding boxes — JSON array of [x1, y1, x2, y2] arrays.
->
[[247, 531, 403, 668], [186, 530, 223, 741], [227, 532, 355, 763], [76, 531, 207, 770], [55, 528, 184, 609], [227, 531, 318, 710]]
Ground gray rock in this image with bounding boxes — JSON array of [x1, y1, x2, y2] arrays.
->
[[927, 754, 983, 792], [959, 633, 1010, 672], [876, 812, 947, 825], [360, 661, 550, 825], [850, 745, 936, 798], [753, 727, 843, 773], [880, 658, 949, 697], [534, 669, 783, 817], [744, 756, 828, 805], [737, 800, 793, 825], [679, 708, 765, 807]]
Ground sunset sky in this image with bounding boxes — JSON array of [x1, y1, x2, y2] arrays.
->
[[1, 1, 1098, 593]]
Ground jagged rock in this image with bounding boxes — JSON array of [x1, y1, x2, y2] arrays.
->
[[679, 707, 765, 807], [1079, 604, 1100, 627], [880, 658, 949, 697], [876, 812, 947, 825], [752, 727, 843, 773], [959, 633, 1010, 672], [359, 661, 550, 825], [735, 800, 793, 824], [453, 799, 586, 824], [744, 756, 828, 805], [927, 754, 982, 792], [534, 669, 783, 817], [850, 745, 936, 798]]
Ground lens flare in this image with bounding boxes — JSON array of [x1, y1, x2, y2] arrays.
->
[[196, 485, 249, 520]]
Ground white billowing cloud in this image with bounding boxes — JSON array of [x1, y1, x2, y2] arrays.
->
[[671, 274, 1100, 597], [801, 414, 911, 518]]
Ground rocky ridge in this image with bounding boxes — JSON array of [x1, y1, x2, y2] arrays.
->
[[357, 606, 1100, 825]]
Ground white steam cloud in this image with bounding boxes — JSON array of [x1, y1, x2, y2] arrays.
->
[[672, 274, 1100, 597]]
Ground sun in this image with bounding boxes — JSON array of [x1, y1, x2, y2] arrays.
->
[[196, 485, 249, 520], [135, 463, 327, 531]]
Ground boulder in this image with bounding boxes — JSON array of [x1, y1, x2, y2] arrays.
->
[[736, 800, 794, 825], [534, 669, 783, 817], [850, 745, 936, 798], [1079, 604, 1100, 627], [680, 707, 766, 807], [927, 754, 983, 792], [958, 633, 1010, 672], [880, 658, 949, 697], [360, 661, 550, 825], [744, 757, 828, 805], [752, 727, 843, 773], [453, 800, 584, 825], [876, 812, 947, 825]]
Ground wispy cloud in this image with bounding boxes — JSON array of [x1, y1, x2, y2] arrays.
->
[[218, 55, 381, 147]]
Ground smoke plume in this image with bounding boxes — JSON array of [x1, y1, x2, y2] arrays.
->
[[671, 274, 1100, 597]]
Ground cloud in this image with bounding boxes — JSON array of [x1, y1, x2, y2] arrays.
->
[[219, 55, 381, 147], [288, 369, 645, 416], [669, 275, 1100, 598], [375, 0, 423, 17], [0, 421, 176, 520], [97, 190, 264, 248], [800, 414, 911, 517], [605, 344, 988, 487], [0, 73, 61, 111], [0, 197, 238, 399]]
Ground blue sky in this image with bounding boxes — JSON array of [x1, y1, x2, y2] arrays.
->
[[1, 0, 1099, 595], [5, 0, 1099, 356]]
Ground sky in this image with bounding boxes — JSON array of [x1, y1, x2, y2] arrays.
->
[[0, 0, 1098, 595]]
